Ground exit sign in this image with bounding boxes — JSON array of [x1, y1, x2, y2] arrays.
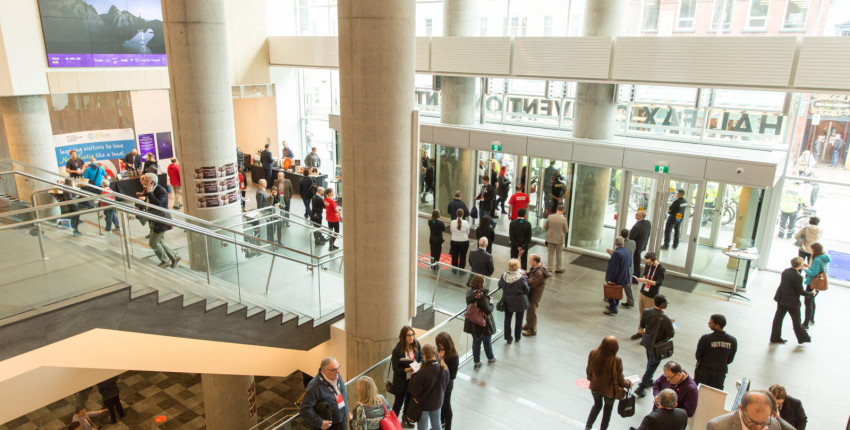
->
[[655, 165, 669, 174], [491, 143, 502, 151]]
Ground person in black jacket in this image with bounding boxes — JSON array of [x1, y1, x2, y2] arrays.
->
[[123, 149, 141, 171], [770, 257, 813, 344], [261, 142, 274, 183], [661, 190, 687, 250], [631, 388, 687, 430], [496, 166, 510, 216], [407, 344, 449, 430], [436, 333, 459, 430], [391, 326, 423, 423], [428, 210, 445, 270], [140, 173, 180, 269], [475, 216, 495, 254], [96, 376, 124, 423], [477, 176, 496, 219], [499, 259, 530, 344], [509, 208, 532, 270], [629, 210, 652, 280], [447, 191, 469, 220], [310, 187, 327, 245], [468, 238, 495, 277], [768, 385, 807, 430], [299, 169, 315, 218], [631, 252, 666, 340], [694, 314, 737, 390], [635, 295, 674, 398], [464, 276, 496, 370], [299, 357, 348, 430]]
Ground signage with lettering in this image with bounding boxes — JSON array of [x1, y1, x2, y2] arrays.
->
[[810, 94, 850, 119]]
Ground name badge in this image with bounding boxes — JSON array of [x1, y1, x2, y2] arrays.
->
[[336, 393, 345, 409], [643, 283, 650, 291]]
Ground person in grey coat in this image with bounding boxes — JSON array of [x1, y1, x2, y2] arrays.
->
[[498, 259, 530, 344], [706, 391, 781, 430]]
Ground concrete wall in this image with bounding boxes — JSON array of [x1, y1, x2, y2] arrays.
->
[[233, 94, 278, 157], [0, 0, 50, 96], [226, 0, 271, 85]]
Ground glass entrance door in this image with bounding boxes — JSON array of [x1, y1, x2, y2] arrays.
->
[[655, 178, 703, 273]]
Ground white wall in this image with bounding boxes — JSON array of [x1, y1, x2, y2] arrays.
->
[[226, 0, 271, 85], [0, 0, 50, 96], [130, 89, 174, 171], [270, 67, 303, 159]]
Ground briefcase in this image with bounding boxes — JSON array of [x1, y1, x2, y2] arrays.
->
[[652, 339, 674, 361], [603, 284, 623, 300]]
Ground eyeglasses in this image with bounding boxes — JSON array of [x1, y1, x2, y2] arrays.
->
[[741, 409, 769, 430], [406, 333, 415, 337], [326, 367, 340, 373]]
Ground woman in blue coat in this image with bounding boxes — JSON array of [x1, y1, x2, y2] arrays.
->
[[498, 258, 530, 344], [803, 242, 830, 329]]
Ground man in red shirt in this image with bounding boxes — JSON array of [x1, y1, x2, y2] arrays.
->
[[506, 184, 529, 220], [167, 158, 182, 209]]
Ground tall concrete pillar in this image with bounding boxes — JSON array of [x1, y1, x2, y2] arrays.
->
[[338, 1, 415, 375], [0, 96, 59, 213], [436, 0, 478, 215], [201, 374, 257, 430], [571, 0, 626, 245], [162, 0, 241, 270]]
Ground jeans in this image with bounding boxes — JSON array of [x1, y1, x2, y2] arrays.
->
[[417, 409, 441, 430], [504, 310, 524, 342], [282, 199, 291, 220], [104, 209, 119, 231], [831, 149, 842, 167], [663, 217, 682, 247], [638, 346, 661, 390], [496, 196, 507, 213], [472, 335, 494, 363], [302, 197, 311, 218], [607, 298, 620, 312], [586, 391, 615, 430]]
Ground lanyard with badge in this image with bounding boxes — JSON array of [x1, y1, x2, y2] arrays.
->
[[325, 374, 345, 411], [643, 264, 657, 292]]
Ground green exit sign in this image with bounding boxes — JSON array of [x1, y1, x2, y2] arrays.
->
[[655, 165, 669, 174], [491, 144, 502, 151]]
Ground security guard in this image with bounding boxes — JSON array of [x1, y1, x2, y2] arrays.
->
[[778, 182, 805, 239], [661, 189, 687, 250]]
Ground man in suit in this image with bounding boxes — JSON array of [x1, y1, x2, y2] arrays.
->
[[509, 208, 532, 270], [543, 204, 569, 273], [273, 171, 294, 226], [477, 176, 496, 219], [298, 168, 315, 219], [768, 385, 807, 430], [770, 257, 813, 344], [447, 191, 469, 220], [629, 210, 652, 281], [123, 149, 141, 172], [603, 237, 632, 315], [635, 295, 674, 398], [468, 237, 495, 277], [261, 142, 274, 184], [706, 391, 781, 430], [631, 388, 687, 430], [255, 179, 273, 241], [310, 186, 327, 245]]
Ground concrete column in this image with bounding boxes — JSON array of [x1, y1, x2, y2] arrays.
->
[[338, 0, 415, 375], [571, 165, 610, 246], [0, 96, 59, 214], [162, 0, 241, 270], [201, 374, 257, 430]]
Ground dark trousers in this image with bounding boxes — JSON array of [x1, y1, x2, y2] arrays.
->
[[693, 367, 727, 390], [778, 211, 797, 237], [586, 391, 615, 430], [663, 217, 682, 247], [449, 240, 469, 269], [803, 288, 816, 326], [392, 379, 411, 417], [429, 242, 442, 269], [441, 380, 453, 429], [327, 221, 340, 247], [265, 168, 273, 184], [504, 310, 525, 342], [496, 196, 507, 213], [311, 219, 325, 243], [633, 249, 643, 278], [103, 396, 125, 422], [798, 249, 812, 264], [271, 219, 282, 244], [638, 346, 661, 390], [302, 196, 311, 218], [472, 335, 494, 363], [771, 304, 810, 343], [510, 245, 528, 270], [241, 190, 246, 209], [607, 298, 620, 312]]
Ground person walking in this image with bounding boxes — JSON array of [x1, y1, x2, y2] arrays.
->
[[99, 179, 120, 234], [661, 190, 687, 250], [548, 172, 566, 212], [523, 254, 550, 337], [634, 295, 674, 399], [509, 208, 532, 270], [544, 204, 568, 273], [631, 252, 665, 340], [166, 158, 182, 209], [584, 335, 631, 430], [428, 210, 445, 270], [464, 275, 496, 370], [391, 326, 423, 424], [349, 376, 394, 430], [604, 237, 632, 315], [496, 166, 510, 216], [324, 188, 341, 251], [475, 216, 495, 254], [694, 314, 738, 390], [631, 389, 687, 430], [141, 173, 180, 269], [448, 209, 470, 270], [629, 210, 652, 281], [96, 376, 125, 424], [793, 217, 821, 263], [299, 168, 315, 219], [771, 257, 813, 345], [407, 345, 450, 430], [436, 333, 458, 430], [300, 357, 349, 430], [498, 259, 530, 344], [802, 242, 829, 330]]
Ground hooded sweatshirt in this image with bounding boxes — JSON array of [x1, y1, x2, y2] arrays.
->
[[804, 254, 830, 285]]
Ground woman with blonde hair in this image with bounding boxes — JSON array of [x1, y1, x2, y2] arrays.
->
[[498, 258, 530, 344], [407, 344, 449, 430], [350, 376, 395, 430]]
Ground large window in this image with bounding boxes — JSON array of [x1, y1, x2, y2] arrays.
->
[[710, 0, 734, 32], [642, 0, 660, 32], [676, 0, 698, 31], [746, 0, 770, 31], [783, 0, 810, 30]]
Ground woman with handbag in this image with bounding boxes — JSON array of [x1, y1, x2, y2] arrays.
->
[[391, 326, 423, 427], [350, 376, 398, 430], [803, 242, 830, 330], [464, 275, 496, 370], [407, 345, 450, 430], [585, 336, 631, 430], [794, 217, 821, 263], [449, 209, 470, 270], [498, 259, 530, 344], [428, 210, 445, 271], [435, 333, 458, 430]]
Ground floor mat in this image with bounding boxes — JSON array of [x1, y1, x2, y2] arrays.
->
[[569, 255, 610, 272], [661, 275, 699, 294], [570, 255, 699, 293]]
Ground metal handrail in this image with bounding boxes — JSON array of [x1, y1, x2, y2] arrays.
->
[[222, 206, 345, 259]]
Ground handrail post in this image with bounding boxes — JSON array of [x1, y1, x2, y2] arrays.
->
[[29, 190, 48, 260], [265, 255, 276, 294], [203, 235, 211, 285], [121, 211, 132, 270], [431, 264, 442, 308]]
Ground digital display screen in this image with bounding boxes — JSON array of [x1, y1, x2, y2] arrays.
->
[[38, 0, 167, 67]]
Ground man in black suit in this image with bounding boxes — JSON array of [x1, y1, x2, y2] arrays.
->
[[468, 238, 495, 277], [629, 210, 652, 281], [261, 142, 274, 184], [770, 257, 813, 344], [477, 176, 496, 219], [635, 295, 674, 398], [631, 388, 687, 430], [509, 208, 532, 270], [123, 149, 141, 171]]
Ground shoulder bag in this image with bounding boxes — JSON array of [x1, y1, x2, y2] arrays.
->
[[603, 283, 623, 300], [465, 302, 487, 327], [380, 398, 402, 430], [470, 205, 478, 219], [384, 363, 395, 395], [811, 271, 828, 291], [652, 338, 674, 361], [402, 397, 423, 423], [794, 227, 806, 248]]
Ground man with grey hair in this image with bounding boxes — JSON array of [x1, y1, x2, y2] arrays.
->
[[140, 173, 180, 268], [604, 236, 632, 315], [706, 390, 781, 429], [630, 209, 652, 282], [469, 237, 495, 278], [630, 388, 687, 430], [300, 357, 348, 430]]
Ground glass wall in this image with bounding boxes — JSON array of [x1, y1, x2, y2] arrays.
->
[[299, 69, 339, 176]]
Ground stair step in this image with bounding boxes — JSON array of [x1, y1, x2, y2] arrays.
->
[[130, 286, 158, 300], [227, 303, 247, 315], [183, 294, 205, 307], [246, 306, 265, 318], [157, 291, 182, 304], [206, 299, 228, 312], [264, 310, 282, 322]]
